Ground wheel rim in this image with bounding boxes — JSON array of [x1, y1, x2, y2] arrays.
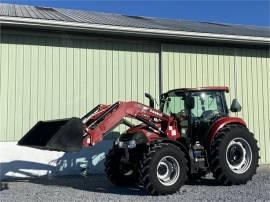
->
[[226, 138, 252, 174], [157, 156, 180, 186]]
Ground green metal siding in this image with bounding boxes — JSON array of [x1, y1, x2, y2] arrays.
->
[[1, 31, 270, 164], [162, 43, 270, 164], [0, 33, 159, 142]]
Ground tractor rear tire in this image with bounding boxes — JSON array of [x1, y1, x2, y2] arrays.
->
[[105, 148, 137, 186], [210, 124, 259, 185], [138, 142, 188, 195]]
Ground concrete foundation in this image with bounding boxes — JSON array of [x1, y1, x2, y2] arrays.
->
[[0, 140, 114, 179]]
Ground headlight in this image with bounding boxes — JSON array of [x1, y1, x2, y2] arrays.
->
[[114, 138, 120, 145], [119, 141, 124, 148], [117, 140, 137, 149], [127, 140, 136, 149]]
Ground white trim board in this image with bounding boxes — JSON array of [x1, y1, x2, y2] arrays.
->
[[1, 16, 269, 45]]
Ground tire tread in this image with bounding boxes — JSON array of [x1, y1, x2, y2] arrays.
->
[[210, 124, 259, 185]]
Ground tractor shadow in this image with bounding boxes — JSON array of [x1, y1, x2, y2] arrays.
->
[[2, 174, 223, 195], [186, 177, 222, 186], [0, 181, 9, 191], [3, 175, 146, 195]]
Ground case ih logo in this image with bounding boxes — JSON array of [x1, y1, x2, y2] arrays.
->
[[142, 106, 162, 117], [149, 109, 163, 117]]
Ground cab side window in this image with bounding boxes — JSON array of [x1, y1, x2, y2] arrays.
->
[[163, 96, 185, 115]]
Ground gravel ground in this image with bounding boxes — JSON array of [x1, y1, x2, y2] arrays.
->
[[1, 165, 269, 202]]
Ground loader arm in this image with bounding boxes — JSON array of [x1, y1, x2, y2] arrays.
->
[[18, 101, 179, 152], [81, 101, 177, 147]]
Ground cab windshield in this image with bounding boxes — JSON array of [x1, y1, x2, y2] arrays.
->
[[191, 92, 225, 117]]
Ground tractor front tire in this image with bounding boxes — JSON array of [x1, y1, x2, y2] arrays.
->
[[210, 124, 259, 185], [138, 142, 188, 195], [105, 148, 137, 186]]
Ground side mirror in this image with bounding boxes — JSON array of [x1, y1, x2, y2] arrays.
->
[[145, 93, 155, 108], [185, 96, 195, 109], [230, 99, 242, 112]]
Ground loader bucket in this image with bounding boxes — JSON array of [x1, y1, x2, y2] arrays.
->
[[18, 117, 85, 152]]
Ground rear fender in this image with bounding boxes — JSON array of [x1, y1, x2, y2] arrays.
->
[[208, 117, 246, 144]]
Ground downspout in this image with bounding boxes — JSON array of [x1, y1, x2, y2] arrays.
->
[[159, 43, 163, 96]]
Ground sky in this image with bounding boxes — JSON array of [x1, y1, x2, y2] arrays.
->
[[1, 0, 270, 27]]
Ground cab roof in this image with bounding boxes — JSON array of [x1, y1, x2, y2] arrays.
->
[[164, 86, 229, 95]]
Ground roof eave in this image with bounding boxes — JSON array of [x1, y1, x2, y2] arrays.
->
[[1, 16, 270, 46]]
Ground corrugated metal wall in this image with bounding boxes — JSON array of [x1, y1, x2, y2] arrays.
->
[[0, 33, 159, 142], [1, 32, 269, 164], [161, 43, 270, 164]]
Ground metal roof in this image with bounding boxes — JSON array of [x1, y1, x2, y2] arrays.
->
[[0, 3, 270, 44]]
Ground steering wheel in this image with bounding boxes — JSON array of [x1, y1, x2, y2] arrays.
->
[[200, 110, 219, 122], [177, 110, 195, 118]]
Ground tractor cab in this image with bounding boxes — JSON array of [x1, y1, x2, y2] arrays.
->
[[160, 87, 231, 145]]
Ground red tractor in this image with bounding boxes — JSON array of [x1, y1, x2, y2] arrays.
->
[[19, 86, 259, 195]]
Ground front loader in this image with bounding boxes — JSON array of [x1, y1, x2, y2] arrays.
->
[[18, 86, 259, 195]]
